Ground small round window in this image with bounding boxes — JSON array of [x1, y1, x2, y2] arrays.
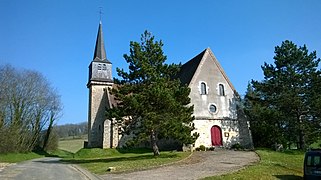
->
[[209, 104, 217, 113]]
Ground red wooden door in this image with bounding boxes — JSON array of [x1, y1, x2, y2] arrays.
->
[[211, 126, 223, 146]]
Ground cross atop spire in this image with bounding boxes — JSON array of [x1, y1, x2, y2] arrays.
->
[[93, 21, 110, 63]]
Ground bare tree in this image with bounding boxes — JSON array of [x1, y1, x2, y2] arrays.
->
[[0, 65, 62, 153], [43, 90, 62, 150]]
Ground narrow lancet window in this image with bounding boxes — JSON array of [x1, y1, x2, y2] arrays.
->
[[219, 84, 225, 96], [201, 82, 207, 95]]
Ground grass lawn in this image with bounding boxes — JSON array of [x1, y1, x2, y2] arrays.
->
[[203, 149, 304, 180], [62, 148, 191, 174]]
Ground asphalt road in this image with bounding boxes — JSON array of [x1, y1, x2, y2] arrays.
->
[[0, 157, 100, 180]]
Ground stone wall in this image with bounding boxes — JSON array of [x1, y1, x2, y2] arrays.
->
[[237, 105, 254, 149], [103, 119, 119, 148], [193, 119, 240, 148], [88, 83, 112, 148]]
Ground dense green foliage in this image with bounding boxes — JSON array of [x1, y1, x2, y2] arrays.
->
[[244, 40, 321, 149], [204, 149, 304, 180], [0, 65, 62, 153], [107, 31, 198, 155]]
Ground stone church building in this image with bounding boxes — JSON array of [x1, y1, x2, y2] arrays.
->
[[87, 22, 253, 150]]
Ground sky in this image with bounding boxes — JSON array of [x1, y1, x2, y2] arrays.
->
[[1, 0, 321, 125]]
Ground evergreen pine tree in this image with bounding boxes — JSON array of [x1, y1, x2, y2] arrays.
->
[[107, 31, 198, 155], [245, 40, 321, 149]]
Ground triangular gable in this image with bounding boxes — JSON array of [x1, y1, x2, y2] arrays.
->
[[179, 48, 236, 93], [206, 48, 236, 93]]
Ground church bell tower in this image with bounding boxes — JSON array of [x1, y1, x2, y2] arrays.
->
[[87, 21, 113, 148]]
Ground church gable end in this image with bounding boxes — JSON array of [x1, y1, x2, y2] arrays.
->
[[184, 48, 237, 119], [179, 48, 253, 149]]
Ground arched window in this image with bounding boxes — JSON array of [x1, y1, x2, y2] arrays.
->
[[219, 84, 225, 96], [102, 64, 107, 70], [200, 82, 207, 95], [98, 64, 102, 70]]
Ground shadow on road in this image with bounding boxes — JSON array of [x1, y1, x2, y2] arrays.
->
[[33, 149, 59, 157], [32, 158, 62, 164], [61, 153, 179, 164]]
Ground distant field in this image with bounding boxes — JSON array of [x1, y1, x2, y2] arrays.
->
[[58, 138, 86, 153]]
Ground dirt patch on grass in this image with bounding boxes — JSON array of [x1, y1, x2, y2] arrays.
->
[[176, 151, 206, 164]]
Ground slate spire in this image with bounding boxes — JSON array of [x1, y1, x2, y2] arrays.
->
[[93, 21, 110, 62]]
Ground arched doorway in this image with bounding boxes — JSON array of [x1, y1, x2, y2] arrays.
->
[[211, 125, 223, 146]]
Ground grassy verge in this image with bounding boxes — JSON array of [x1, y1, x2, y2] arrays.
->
[[62, 148, 190, 174], [203, 149, 304, 180], [0, 137, 84, 163], [0, 148, 76, 163], [0, 152, 45, 163]]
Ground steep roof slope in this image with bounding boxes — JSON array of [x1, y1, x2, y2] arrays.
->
[[177, 49, 206, 85]]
